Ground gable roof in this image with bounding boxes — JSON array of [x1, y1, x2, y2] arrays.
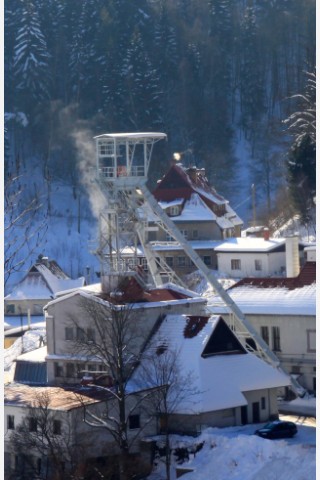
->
[[208, 262, 316, 316], [129, 314, 290, 414], [5, 257, 85, 301], [153, 163, 226, 207]]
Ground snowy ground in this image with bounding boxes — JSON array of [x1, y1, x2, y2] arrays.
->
[[147, 416, 316, 480]]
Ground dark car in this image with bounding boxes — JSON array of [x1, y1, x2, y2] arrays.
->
[[255, 420, 297, 439]]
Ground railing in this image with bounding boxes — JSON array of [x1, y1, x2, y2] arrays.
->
[[98, 165, 145, 178]]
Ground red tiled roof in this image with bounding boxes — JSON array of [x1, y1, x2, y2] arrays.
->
[[98, 276, 190, 304], [153, 163, 225, 206], [232, 262, 316, 291]]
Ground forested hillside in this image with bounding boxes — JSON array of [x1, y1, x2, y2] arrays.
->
[[4, 0, 316, 286]]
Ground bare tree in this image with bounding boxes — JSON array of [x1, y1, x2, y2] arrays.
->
[[69, 296, 156, 480], [4, 171, 47, 287], [9, 391, 89, 480], [134, 344, 200, 480]]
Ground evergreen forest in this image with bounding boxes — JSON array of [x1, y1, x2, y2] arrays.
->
[[4, 0, 316, 224]]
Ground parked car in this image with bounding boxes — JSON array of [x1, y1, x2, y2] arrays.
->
[[255, 420, 297, 439]]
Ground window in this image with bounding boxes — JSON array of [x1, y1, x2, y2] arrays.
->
[[7, 415, 14, 430], [65, 327, 74, 341], [54, 362, 63, 377], [87, 328, 95, 342], [76, 327, 86, 342], [307, 329, 316, 353], [141, 258, 148, 271], [29, 417, 37, 432], [231, 259, 241, 270], [192, 230, 198, 239], [254, 259, 262, 271], [261, 397, 266, 410], [129, 414, 140, 430], [177, 256, 186, 267], [53, 420, 61, 435], [291, 365, 301, 374], [76, 364, 83, 378], [6, 304, 15, 314], [166, 232, 175, 241], [260, 326, 269, 345], [66, 363, 75, 377], [203, 256, 212, 266], [170, 206, 180, 216], [165, 257, 174, 267], [180, 229, 188, 239], [272, 326, 281, 351], [99, 143, 113, 156]]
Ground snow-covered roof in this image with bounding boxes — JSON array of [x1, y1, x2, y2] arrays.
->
[[94, 132, 166, 140], [214, 237, 285, 253], [208, 283, 316, 316], [130, 315, 290, 414], [45, 285, 206, 310], [170, 194, 217, 222], [5, 262, 85, 301], [150, 240, 221, 251], [16, 346, 47, 362], [159, 198, 184, 209]]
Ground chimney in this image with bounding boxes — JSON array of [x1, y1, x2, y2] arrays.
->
[[285, 235, 300, 278], [263, 228, 270, 241]]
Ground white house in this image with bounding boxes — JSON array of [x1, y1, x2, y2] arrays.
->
[[44, 279, 208, 385], [4, 255, 85, 322], [207, 260, 316, 395], [214, 236, 307, 279], [129, 314, 290, 432]]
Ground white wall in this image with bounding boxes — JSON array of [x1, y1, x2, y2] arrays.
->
[[217, 251, 286, 278]]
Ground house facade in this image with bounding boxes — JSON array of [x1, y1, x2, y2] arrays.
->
[[44, 280, 208, 385], [208, 261, 316, 394], [139, 163, 243, 276], [129, 314, 290, 432], [4, 255, 85, 319], [4, 383, 156, 479]]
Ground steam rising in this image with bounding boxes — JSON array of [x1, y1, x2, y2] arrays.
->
[[71, 126, 107, 220]]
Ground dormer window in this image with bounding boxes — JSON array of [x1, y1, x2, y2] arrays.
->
[[170, 206, 180, 216]]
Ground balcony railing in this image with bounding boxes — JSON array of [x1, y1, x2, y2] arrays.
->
[[98, 165, 146, 178]]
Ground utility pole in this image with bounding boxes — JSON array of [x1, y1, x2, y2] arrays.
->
[[251, 183, 256, 227]]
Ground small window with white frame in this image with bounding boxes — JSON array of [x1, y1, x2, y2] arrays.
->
[[180, 229, 188, 239], [231, 259, 241, 270], [170, 206, 180, 216]]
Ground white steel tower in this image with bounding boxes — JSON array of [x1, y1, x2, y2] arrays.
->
[[93, 132, 303, 394]]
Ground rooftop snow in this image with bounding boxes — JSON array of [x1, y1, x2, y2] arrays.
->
[[207, 283, 315, 316], [150, 240, 221, 251], [130, 315, 290, 414], [214, 237, 285, 252]]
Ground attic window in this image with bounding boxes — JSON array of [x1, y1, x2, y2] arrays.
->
[[184, 317, 208, 339], [201, 318, 246, 357], [170, 206, 180, 216]]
